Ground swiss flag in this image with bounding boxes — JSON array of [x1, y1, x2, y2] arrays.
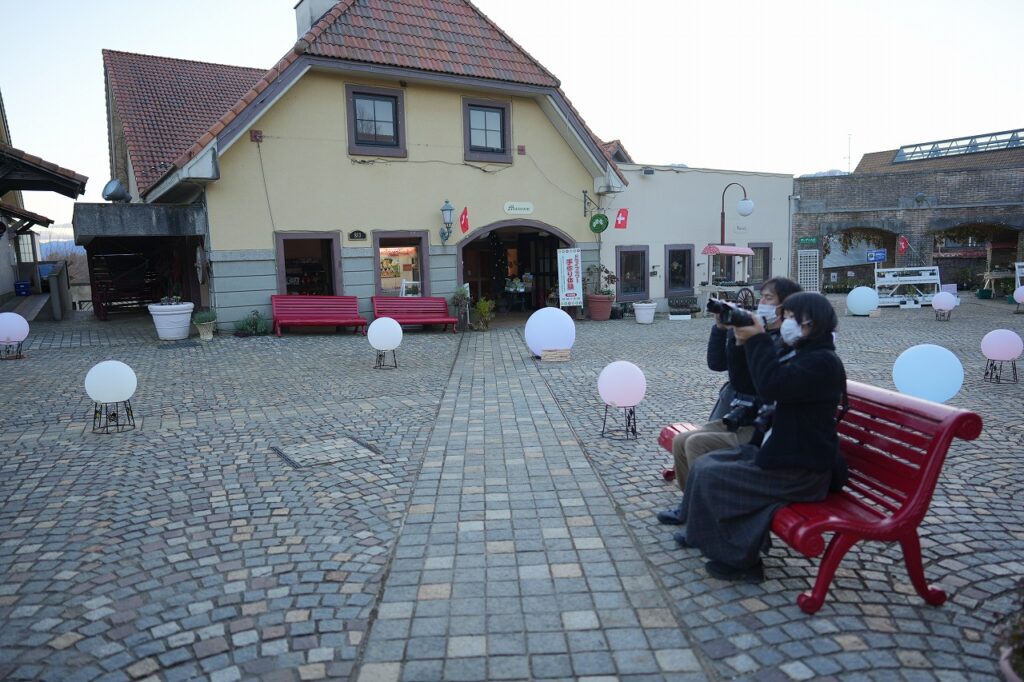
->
[[898, 235, 909, 254], [459, 207, 469, 234], [615, 208, 629, 229]]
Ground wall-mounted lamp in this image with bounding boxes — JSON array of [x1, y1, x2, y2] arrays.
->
[[440, 199, 455, 244]]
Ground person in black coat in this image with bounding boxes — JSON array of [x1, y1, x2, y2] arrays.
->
[[659, 278, 802, 524], [673, 292, 847, 582]]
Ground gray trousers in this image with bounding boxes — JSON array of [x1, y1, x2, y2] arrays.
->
[[671, 420, 755, 492]]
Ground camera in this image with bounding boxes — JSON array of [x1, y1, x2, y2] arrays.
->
[[706, 299, 755, 327], [753, 402, 776, 433], [722, 394, 758, 432]]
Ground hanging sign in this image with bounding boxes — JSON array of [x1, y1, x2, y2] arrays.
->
[[348, 230, 367, 240], [614, 208, 629, 229], [589, 214, 609, 233], [459, 208, 469, 234], [503, 201, 534, 215], [557, 248, 583, 307]]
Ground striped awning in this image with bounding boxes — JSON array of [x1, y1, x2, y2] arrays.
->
[[701, 244, 754, 257]]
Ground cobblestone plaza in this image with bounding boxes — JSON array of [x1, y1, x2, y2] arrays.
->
[[2, 298, 1022, 681]]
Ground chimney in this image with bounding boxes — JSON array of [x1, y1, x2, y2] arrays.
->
[[294, 0, 337, 37]]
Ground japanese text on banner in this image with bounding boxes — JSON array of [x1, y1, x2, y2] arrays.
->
[[557, 248, 582, 307]]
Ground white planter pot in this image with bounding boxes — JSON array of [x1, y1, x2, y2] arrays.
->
[[147, 302, 195, 340], [634, 303, 657, 324]]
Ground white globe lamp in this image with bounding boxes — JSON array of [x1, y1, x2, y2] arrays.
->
[[846, 286, 879, 316], [0, 312, 29, 359], [892, 344, 963, 403], [598, 361, 647, 439], [85, 360, 139, 433], [368, 317, 403, 368], [524, 307, 575, 357]]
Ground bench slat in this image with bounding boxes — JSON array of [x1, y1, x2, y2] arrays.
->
[[271, 295, 368, 336], [841, 411, 932, 457]]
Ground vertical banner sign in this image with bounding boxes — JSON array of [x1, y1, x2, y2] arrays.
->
[[459, 207, 469, 233], [557, 248, 583, 307], [898, 235, 909, 254], [615, 208, 629, 229]]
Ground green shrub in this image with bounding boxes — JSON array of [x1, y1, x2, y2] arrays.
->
[[233, 310, 270, 336], [472, 298, 495, 330], [193, 310, 217, 324]]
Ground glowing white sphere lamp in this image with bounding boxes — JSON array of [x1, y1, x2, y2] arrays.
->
[[85, 360, 139, 433], [931, 292, 956, 311], [368, 317, 402, 368], [846, 286, 879, 316], [892, 344, 963, 403], [736, 198, 755, 217], [598, 361, 647, 438], [524, 307, 575, 357], [981, 328, 1023, 384], [0, 312, 29, 359]]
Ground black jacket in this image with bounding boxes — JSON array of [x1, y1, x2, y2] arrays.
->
[[743, 332, 845, 472], [706, 325, 784, 397]]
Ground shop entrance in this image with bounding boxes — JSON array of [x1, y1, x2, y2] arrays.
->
[[460, 222, 573, 313]]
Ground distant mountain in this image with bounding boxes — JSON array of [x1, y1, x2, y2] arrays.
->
[[799, 169, 849, 178], [39, 240, 85, 257]]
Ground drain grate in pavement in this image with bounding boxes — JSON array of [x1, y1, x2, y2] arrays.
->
[[271, 436, 380, 469]]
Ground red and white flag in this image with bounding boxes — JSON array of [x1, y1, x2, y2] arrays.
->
[[898, 235, 909, 254], [459, 207, 469, 233], [615, 208, 629, 229]]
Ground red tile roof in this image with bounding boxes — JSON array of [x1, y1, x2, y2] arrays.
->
[[0, 141, 88, 197], [113, 1, 617, 195], [601, 139, 633, 164], [855, 146, 1024, 174], [103, 50, 264, 195], [0, 201, 53, 228], [305, 0, 559, 87]]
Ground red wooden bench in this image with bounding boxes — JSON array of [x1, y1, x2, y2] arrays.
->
[[657, 422, 699, 481], [659, 380, 982, 613], [271, 295, 368, 337], [371, 296, 458, 333]]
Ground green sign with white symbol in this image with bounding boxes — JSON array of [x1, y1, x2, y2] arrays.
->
[[589, 214, 609, 233], [798, 236, 818, 245]]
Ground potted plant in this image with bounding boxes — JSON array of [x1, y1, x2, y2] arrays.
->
[[1002, 579, 1024, 681], [633, 299, 658, 324], [585, 264, 618, 321], [193, 310, 217, 341], [148, 295, 194, 340], [472, 298, 495, 331], [450, 288, 471, 332]]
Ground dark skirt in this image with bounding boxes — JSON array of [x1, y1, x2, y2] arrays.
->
[[679, 444, 831, 568]]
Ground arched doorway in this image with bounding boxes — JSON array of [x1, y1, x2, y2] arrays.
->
[[820, 227, 897, 292], [458, 220, 575, 312]]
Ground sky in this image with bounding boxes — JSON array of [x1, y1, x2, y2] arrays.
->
[[3, 0, 1023, 230]]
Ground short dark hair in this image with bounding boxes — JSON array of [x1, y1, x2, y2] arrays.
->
[[780, 292, 837, 345], [760, 277, 802, 303]]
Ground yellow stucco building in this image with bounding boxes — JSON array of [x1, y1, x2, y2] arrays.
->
[[74, 0, 624, 327]]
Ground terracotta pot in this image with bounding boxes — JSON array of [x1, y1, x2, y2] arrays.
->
[[587, 294, 614, 321]]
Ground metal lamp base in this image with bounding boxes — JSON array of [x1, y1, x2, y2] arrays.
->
[[374, 350, 398, 370], [602, 405, 638, 440], [984, 360, 1018, 384], [934, 310, 951, 321], [92, 400, 136, 434]]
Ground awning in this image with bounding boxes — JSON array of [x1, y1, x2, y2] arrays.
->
[[701, 244, 754, 257], [72, 202, 207, 245], [0, 201, 53, 233]]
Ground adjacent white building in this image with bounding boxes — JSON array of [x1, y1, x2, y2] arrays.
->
[[597, 164, 794, 310]]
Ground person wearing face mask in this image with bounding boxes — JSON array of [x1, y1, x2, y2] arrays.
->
[[671, 292, 848, 582], [658, 277, 802, 525]]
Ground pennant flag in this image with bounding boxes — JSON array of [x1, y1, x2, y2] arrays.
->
[[615, 208, 629, 229], [459, 207, 469, 233], [898, 235, 909, 254]]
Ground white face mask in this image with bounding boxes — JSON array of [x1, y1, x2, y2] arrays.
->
[[756, 303, 778, 324], [780, 318, 803, 345]]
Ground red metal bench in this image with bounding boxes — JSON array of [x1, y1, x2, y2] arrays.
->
[[659, 380, 982, 613], [372, 296, 458, 333], [271, 295, 368, 337]]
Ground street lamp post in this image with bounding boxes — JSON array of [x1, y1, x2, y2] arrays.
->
[[720, 182, 754, 245]]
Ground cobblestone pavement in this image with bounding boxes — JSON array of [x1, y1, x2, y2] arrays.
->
[[0, 299, 1021, 681]]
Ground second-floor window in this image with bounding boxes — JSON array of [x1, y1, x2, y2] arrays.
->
[[354, 95, 397, 147], [346, 84, 406, 158], [464, 98, 512, 163]]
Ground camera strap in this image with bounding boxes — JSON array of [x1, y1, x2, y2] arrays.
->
[[835, 360, 850, 424]]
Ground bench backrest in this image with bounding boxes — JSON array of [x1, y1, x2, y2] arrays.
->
[[838, 380, 982, 525], [272, 294, 359, 316], [372, 296, 449, 316]]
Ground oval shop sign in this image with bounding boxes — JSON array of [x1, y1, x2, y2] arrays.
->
[[503, 201, 534, 215]]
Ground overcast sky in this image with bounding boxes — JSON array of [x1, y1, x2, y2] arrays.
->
[[4, 0, 1023, 229]]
